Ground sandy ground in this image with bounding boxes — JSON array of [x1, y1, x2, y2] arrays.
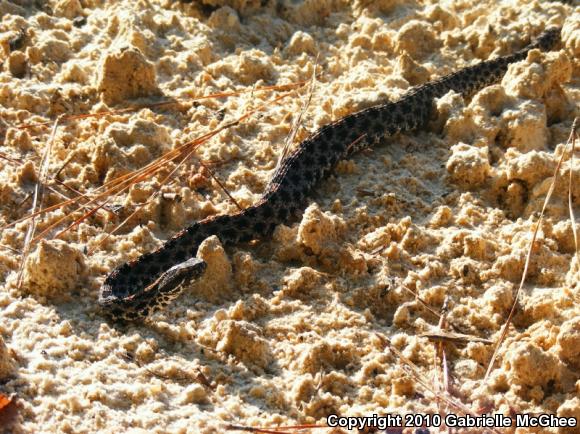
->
[[0, 0, 579, 433]]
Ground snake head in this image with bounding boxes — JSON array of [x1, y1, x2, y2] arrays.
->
[[99, 257, 207, 321], [154, 257, 207, 296]]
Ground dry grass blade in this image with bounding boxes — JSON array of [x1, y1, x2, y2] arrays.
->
[[376, 332, 503, 434], [1, 81, 309, 237], [87, 89, 303, 247], [225, 424, 292, 434], [0, 193, 85, 233], [192, 368, 215, 390], [198, 160, 243, 211], [51, 179, 102, 214], [345, 132, 367, 155], [28, 119, 226, 242], [3, 83, 303, 253], [15, 116, 61, 290], [420, 330, 494, 345], [8, 81, 314, 133], [48, 120, 214, 241], [484, 118, 578, 381], [441, 348, 450, 394], [433, 302, 449, 420], [276, 56, 319, 171], [120, 351, 210, 386], [568, 117, 578, 264], [85, 84, 311, 252], [399, 283, 444, 323], [0, 152, 22, 165], [89, 142, 201, 252], [225, 423, 324, 433]]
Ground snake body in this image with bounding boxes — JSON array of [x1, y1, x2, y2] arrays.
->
[[99, 28, 561, 321]]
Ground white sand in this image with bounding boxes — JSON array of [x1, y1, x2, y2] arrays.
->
[[0, 0, 579, 433]]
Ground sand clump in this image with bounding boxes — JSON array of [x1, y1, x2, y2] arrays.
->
[[446, 143, 491, 188], [193, 235, 234, 303], [0, 1, 578, 433], [557, 317, 580, 369], [23, 239, 86, 301], [96, 46, 161, 105]]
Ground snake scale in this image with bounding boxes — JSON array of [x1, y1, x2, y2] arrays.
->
[[99, 27, 561, 321]]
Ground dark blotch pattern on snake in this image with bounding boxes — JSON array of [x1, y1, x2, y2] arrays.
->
[[99, 28, 561, 321]]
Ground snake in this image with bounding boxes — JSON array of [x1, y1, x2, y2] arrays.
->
[[99, 27, 561, 321]]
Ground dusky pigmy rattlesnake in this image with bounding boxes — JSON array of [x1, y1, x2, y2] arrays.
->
[[99, 27, 562, 321]]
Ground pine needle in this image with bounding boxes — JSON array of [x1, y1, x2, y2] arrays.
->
[[567, 117, 578, 265], [276, 55, 319, 172], [15, 116, 62, 289], [484, 117, 579, 381]]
